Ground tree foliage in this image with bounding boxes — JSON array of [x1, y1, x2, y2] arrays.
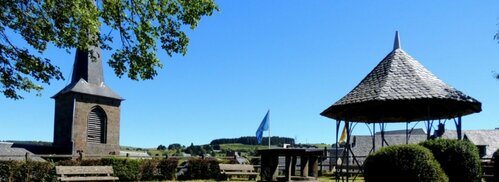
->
[[157, 144, 166, 150], [168, 143, 183, 150], [177, 158, 220, 180], [1, 0, 218, 99], [184, 144, 212, 156]]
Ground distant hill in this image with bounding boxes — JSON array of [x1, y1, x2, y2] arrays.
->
[[2, 140, 52, 146], [210, 136, 295, 146]]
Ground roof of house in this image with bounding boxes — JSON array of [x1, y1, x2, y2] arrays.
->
[[52, 47, 123, 100], [321, 32, 481, 122], [375, 128, 426, 135], [0, 142, 45, 161], [341, 128, 428, 162], [350, 134, 427, 158], [442, 129, 499, 158], [119, 150, 151, 159]]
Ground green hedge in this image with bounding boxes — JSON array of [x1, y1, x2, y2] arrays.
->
[[157, 158, 178, 180], [364, 144, 448, 182], [55, 158, 179, 181], [0, 160, 56, 182], [420, 139, 481, 182], [177, 158, 221, 180], [0, 157, 184, 181], [101, 158, 141, 181], [139, 159, 160, 181]]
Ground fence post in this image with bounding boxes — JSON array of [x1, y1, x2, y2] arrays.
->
[[25, 152, 29, 161]]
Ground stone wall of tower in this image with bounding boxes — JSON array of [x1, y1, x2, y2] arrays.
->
[[53, 93, 121, 155], [72, 94, 121, 155], [53, 94, 75, 154]]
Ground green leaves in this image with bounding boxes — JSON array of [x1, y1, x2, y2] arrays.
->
[[0, 38, 63, 99], [0, 0, 218, 99], [102, 0, 218, 80]]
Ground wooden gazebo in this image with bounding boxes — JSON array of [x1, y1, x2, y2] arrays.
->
[[320, 32, 481, 181]]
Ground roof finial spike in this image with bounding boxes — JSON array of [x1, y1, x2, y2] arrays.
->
[[393, 31, 401, 50]]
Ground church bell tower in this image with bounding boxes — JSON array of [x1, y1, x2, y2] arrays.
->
[[52, 46, 123, 156]]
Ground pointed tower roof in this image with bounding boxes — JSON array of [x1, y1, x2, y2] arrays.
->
[[52, 46, 123, 100], [71, 48, 104, 84], [321, 32, 481, 122]]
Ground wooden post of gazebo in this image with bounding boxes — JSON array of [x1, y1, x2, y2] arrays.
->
[[456, 116, 462, 140]]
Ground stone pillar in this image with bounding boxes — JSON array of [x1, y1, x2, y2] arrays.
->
[[308, 156, 319, 177], [300, 156, 309, 177], [284, 155, 292, 181], [291, 156, 297, 176], [261, 153, 279, 181]]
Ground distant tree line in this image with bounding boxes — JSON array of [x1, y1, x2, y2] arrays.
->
[[184, 143, 214, 156], [156, 143, 214, 157], [168, 143, 183, 150], [156, 143, 185, 151], [210, 136, 295, 146]]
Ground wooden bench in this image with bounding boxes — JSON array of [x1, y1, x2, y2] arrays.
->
[[56, 166, 119, 181], [219, 164, 258, 181]]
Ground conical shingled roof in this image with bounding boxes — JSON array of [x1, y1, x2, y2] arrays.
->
[[52, 46, 123, 100], [321, 32, 481, 122]]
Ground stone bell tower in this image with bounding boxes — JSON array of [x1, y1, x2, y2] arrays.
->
[[52, 46, 123, 156]]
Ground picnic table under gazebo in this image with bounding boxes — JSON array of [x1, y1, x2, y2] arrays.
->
[[257, 148, 323, 181]]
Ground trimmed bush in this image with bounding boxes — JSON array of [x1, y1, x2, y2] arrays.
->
[[364, 144, 448, 182], [0, 160, 55, 182], [420, 139, 481, 182], [101, 158, 141, 181], [178, 158, 220, 180], [79, 159, 103, 166], [205, 158, 221, 180], [0, 161, 21, 182], [55, 158, 103, 166], [18, 161, 56, 182], [139, 159, 160, 181], [0, 157, 221, 181], [157, 158, 178, 180], [57, 158, 177, 181], [55, 159, 79, 166], [57, 158, 166, 181]]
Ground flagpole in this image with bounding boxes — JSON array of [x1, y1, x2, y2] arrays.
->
[[268, 124, 271, 149], [268, 109, 271, 149]]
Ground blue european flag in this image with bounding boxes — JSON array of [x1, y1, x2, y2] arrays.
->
[[256, 110, 270, 144]]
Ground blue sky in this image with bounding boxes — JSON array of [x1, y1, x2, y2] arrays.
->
[[1, 1, 499, 148]]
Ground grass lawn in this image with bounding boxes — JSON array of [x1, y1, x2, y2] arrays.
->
[[177, 176, 365, 182], [176, 174, 365, 182]]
